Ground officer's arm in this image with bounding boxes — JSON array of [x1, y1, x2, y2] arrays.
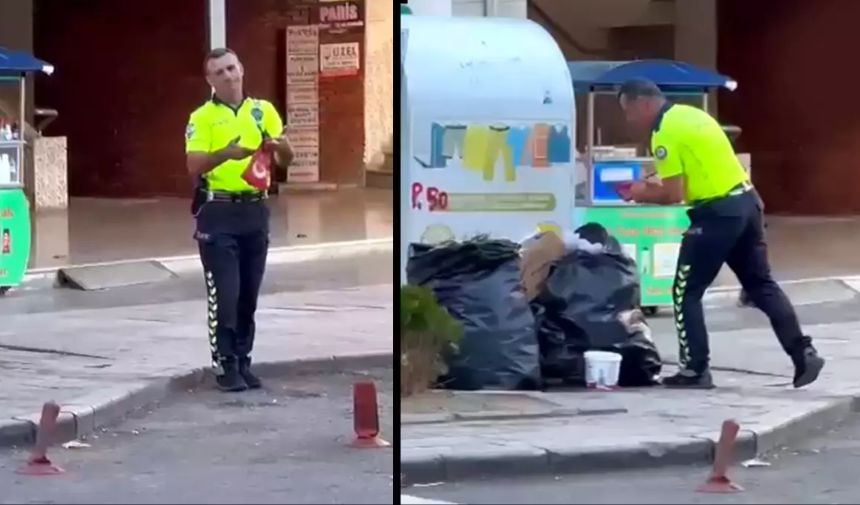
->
[[185, 112, 217, 176], [656, 176, 685, 204], [632, 126, 685, 204], [185, 112, 249, 176], [631, 173, 684, 205], [263, 102, 294, 167], [187, 149, 237, 177]]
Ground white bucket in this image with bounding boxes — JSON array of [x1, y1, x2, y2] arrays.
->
[[584, 350, 622, 389]]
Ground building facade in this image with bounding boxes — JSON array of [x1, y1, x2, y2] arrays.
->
[[0, 0, 392, 198], [406, 0, 858, 215]]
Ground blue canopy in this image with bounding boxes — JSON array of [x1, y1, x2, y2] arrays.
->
[[0, 46, 54, 77], [568, 59, 736, 93]]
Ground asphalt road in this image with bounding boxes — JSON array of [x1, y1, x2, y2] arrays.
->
[[0, 367, 394, 504], [0, 251, 393, 315], [406, 411, 860, 504]]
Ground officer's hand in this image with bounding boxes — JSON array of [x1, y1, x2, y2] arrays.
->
[[627, 182, 650, 202], [221, 138, 255, 160], [266, 132, 293, 150], [265, 134, 295, 165], [615, 182, 634, 202]]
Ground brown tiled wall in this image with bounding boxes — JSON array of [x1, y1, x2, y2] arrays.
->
[[228, 0, 365, 185], [33, 0, 208, 198], [364, 0, 393, 166], [32, 0, 365, 197], [718, 0, 860, 214]]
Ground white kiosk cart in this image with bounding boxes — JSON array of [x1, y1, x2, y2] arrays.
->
[[400, 15, 576, 281]]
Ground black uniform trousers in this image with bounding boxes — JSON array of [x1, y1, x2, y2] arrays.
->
[[194, 198, 269, 372], [673, 189, 810, 373]]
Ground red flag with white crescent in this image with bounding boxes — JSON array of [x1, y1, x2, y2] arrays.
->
[[242, 144, 273, 191]]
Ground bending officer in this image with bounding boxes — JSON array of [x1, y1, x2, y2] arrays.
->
[[615, 79, 824, 389]]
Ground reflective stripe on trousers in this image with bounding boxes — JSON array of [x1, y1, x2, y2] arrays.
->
[[206, 270, 220, 369], [673, 263, 692, 366]]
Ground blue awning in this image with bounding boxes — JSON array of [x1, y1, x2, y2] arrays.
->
[[0, 46, 54, 77], [568, 59, 736, 93]]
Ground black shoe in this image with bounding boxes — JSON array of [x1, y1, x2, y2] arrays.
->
[[737, 290, 756, 308], [216, 361, 248, 392], [792, 346, 825, 389], [662, 368, 715, 389], [238, 357, 262, 389]]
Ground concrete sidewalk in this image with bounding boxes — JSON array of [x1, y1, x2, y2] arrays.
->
[[401, 318, 860, 484], [0, 283, 393, 447]]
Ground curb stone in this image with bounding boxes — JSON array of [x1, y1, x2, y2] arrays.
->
[[18, 238, 393, 291], [752, 396, 856, 455], [0, 351, 392, 449], [401, 495, 456, 505], [162, 238, 393, 275], [402, 407, 628, 426], [0, 419, 37, 447], [401, 396, 858, 485]]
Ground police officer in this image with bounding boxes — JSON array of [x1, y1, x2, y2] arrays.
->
[[185, 48, 294, 392], [616, 79, 824, 389]]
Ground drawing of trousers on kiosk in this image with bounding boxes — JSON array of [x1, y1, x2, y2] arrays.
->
[[615, 78, 824, 389]]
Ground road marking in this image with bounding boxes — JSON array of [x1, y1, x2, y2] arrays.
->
[[401, 495, 455, 504]]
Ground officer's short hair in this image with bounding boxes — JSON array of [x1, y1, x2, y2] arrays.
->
[[203, 48, 238, 72], [618, 79, 664, 102]]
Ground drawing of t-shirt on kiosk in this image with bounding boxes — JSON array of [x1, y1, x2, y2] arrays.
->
[[463, 124, 515, 182], [441, 124, 466, 162], [416, 123, 467, 168], [522, 123, 550, 168]]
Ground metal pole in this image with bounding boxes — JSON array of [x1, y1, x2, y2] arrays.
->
[[586, 90, 595, 204], [18, 76, 27, 134], [208, 0, 226, 50], [19, 76, 25, 188]]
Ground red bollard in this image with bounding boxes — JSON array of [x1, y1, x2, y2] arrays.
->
[[16, 401, 65, 476], [350, 381, 390, 449], [696, 419, 743, 493]]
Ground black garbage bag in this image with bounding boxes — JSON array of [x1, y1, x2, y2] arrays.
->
[[407, 239, 541, 391], [534, 223, 662, 387], [612, 309, 663, 387], [531, 301, 586, 385]]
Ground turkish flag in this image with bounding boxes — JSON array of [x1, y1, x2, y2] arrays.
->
[[242, 143, 274, 191]]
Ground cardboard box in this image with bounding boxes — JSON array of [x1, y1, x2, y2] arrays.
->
[[520, 232, 566, 301]]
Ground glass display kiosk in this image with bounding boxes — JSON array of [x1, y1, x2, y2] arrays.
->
[[0, 47, 54, 295], [568, 60, 738, 313]]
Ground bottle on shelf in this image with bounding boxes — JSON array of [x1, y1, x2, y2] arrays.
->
[[1, 228, 10, 254], [0, 120, 11, 141], [0, 153, 11, 184], [8, 153, 17, 183]]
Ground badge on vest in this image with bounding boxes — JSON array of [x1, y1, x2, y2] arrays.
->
[[655, 146, 668, 160], [242, 100, 272, 191], [251, 105, 264, 122]]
